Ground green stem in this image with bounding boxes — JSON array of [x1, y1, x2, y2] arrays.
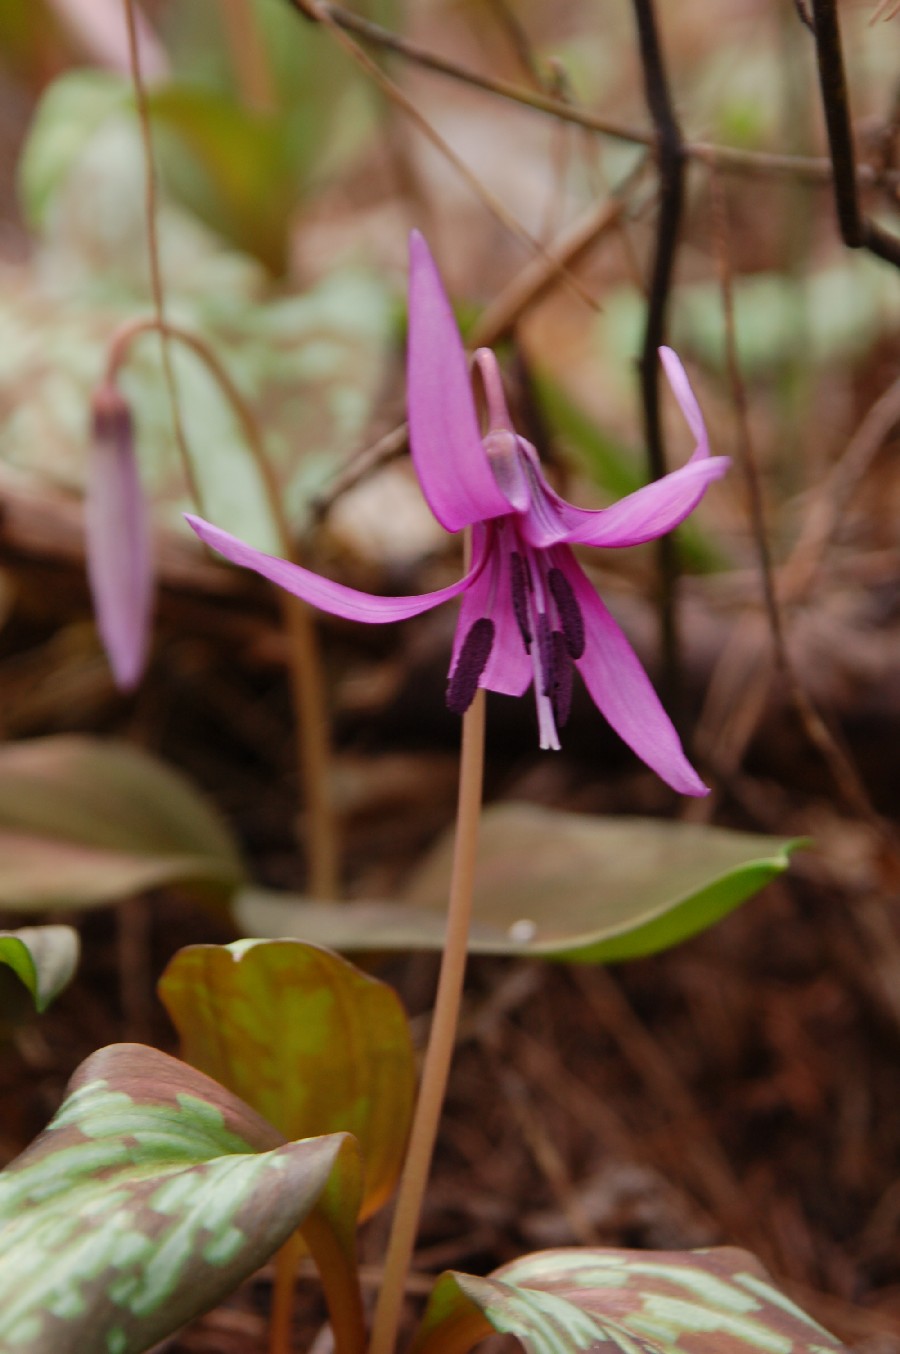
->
[[368, 688, 486, 1354]]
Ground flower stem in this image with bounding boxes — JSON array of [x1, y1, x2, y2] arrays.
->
[[105, 316, 339, 899], [367, 688, 486, 1354]]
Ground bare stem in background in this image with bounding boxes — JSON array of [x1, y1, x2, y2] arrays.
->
[[281, 0, 898, 189], [290, 0, 598, 312], [630, 0, 685, 710], [122, 0, 207, 519], [220, 0, 276, 113], [807, 0, 900, 269], [708, 179, 898, 858], [106, 316, 340, 899], [368, 687, 487, 1354]]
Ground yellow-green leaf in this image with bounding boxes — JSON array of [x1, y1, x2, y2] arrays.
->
[[158, 940, 415, 1221]]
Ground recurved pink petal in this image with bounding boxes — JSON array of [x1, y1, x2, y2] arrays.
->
[[521, 347, 728, 550], [85, 384, 153, 691], [185, 515, 483, 623], [557, 552, 708, 796], [407, 233, 513, 532]]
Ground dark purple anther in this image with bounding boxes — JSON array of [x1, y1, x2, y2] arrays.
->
[[446, 617, 495, 714], [509, 551, 532, 649], [548, 630, 574, 726], [548, 567, 585, 659]]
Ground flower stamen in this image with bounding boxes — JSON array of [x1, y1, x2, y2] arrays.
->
[[509, 551, 533, 650], [548, 566, 585, 659], [446, 618, 496, 714]]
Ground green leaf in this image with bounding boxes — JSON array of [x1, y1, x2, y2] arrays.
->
[[17, 70, 129, 229], [158, 940, 415, 1222], [0, 1043, 362, 1354], [0, 925, 80, 1014], [411, 1246, 847, 1354], [148, 85, 302, 274], [236, 805, 802, 963], [0, 736, 246, 911]]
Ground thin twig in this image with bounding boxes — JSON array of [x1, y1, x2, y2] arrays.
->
[[280, 0, 895, 188], [780, 373, 900, 602], [106, 315, 340, 899], [291, 0, 598, 313], [121, 0, 207, 519], [631, 0, 686, 706], [220, 0, 276, 112], [710, 175, 898, 856], [808, 0, 900, 268], [709, 176, 787, 670]]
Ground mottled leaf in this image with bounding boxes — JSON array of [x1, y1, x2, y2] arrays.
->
[[158, 940, 415, 1222], [0, 1043, 362, 1354], [0, 736, 246, 911], [0, 925, 80, 1014], [411, 1246, 846, 1354], [236, 805, 801, 962]]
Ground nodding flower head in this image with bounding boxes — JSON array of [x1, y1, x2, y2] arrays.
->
[[186, 232, 729, 795], [86, 380, 153, 691]]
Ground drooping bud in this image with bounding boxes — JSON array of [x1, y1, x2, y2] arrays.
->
[[446, 618, 495, 714], [85, 381, 153, 691]]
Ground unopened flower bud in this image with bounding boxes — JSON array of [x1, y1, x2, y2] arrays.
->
[[85, 381, 153, 690]]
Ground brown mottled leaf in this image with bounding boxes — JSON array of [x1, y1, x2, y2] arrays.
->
[[410, 1247, 847, 1354], [0, 1043, 363, 1354]]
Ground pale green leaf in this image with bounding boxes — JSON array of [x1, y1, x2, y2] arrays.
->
[[235, 805, 801, 962], [0, 736, 246, 911]]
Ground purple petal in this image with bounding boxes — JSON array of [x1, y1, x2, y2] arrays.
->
[[558, 551, 708, 795], [185, 514, 481, 622], [407, 232, 513, 532], [449, 525, 531, 698], [85, 388, 153, 690], [520, 348, 729, 549]]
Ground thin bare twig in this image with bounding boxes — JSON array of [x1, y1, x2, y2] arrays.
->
[[290, 0, 597, 313], [630, 0, 685, 706], [807, 0, 900, 268], [281, 0, 895, 189], [710, 178, 898, 855]]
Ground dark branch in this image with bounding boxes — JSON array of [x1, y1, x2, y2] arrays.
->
[[631, 0, 687, 705], [808, 0, 900, 268]]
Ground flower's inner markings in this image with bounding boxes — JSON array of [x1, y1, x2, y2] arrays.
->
[[509, 551, 532, 649], [446, 617, 496, 715], [547, 567, 585, 659]]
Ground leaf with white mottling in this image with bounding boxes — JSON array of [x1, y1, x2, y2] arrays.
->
[[0, 1044, 363, 1354], [410, 1247, 847, 1354]]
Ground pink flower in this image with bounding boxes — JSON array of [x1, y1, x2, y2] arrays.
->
[[186, 233, 728, 795], [86, 382, 153, 690]]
